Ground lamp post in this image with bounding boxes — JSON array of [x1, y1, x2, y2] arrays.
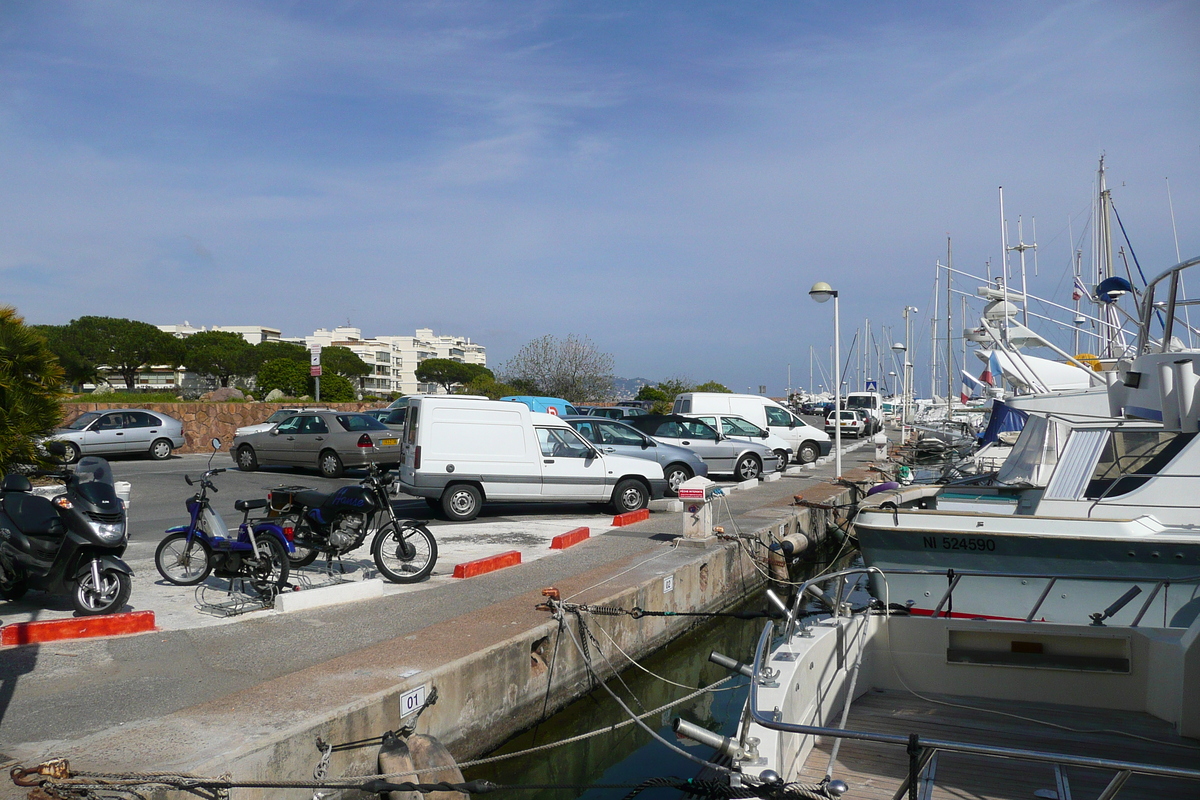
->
[[891, 341, 907, 442], [809, 282, 840, 478], [902, 306, 917, 433]]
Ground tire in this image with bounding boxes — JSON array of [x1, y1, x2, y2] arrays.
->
[[797, 442, 820, 464], [773, 449, 790, 471], [155, 532, 212, 585], [236, 445, 259, 472], [442, 484, 482, 522], [735, 454, 762, 481], [372, 521, 438, 583], [424, 497, 441, 510], [149, 438, 173, 460], [318, 450, 344, 479], [287, 543, 320, 568], [72, 563, 132, 616], [60, 441, 81, 465], [609, 478, 649, 515], [0, 572, 28, 601], [663, 463, 693, 497], [248, 532, 291, 593]]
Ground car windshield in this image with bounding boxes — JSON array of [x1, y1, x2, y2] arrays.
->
[[337, 414, 389, 432], [846, 396, 875, 409], [66, 412, 102, 430], [267, 410, 296, 423]]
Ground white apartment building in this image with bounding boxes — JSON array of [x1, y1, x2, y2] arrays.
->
[[300, 327, 486, 396]]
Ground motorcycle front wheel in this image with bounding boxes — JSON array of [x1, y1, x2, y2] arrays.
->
[[372, 521, 437, 583], [155, 532, 213, 585], [73, 564, 132, 615]]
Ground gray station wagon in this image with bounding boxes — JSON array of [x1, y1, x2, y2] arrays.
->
[[50, 409, 186, 463], [562, 416, 708, 496]]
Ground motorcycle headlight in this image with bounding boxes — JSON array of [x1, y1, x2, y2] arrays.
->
[[90, 520, 126, 544]]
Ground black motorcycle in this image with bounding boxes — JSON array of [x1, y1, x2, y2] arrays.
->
[[268, 464, 437, 584], [0, 443, 133, 615]]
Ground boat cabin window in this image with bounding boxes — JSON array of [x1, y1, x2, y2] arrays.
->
[[1084, 430, 1193, 499]]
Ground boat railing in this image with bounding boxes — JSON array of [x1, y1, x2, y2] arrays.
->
[[747, 606, 1200, 799], [783, 566, 1200, 638]]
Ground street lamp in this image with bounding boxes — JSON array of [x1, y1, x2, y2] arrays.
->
[[809, 281, 841, 478]]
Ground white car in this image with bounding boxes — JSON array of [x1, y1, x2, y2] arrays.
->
[[825, 410, 867, 438], [234, 408, 331, 437]]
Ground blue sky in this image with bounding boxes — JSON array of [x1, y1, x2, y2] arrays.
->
[[2, 1, 1197, 395]]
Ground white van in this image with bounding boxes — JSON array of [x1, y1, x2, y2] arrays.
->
[[672, 393, 831, 464], [397, 396, 667, 521]]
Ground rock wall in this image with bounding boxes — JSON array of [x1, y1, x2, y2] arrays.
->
[[61, 403, 378, 453]]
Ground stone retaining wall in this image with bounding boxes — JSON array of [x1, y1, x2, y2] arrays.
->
[[61, 403, 378, 453]]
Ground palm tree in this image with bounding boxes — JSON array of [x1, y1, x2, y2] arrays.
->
[[0, 306, 65, 475]]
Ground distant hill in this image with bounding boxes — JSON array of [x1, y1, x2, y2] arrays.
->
[[612, 377, 653, 400]]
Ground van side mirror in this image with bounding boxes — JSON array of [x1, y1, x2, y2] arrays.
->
[[760, 431, 769, 439]]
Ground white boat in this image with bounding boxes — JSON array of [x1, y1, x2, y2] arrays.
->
[[855, 256, 1200, 627], [704, 569, 1200, 798]]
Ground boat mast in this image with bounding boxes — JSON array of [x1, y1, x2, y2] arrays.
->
[[932, 261, 940, 400], [999, 187, 1010, 347], [946, 237, 953, 418]]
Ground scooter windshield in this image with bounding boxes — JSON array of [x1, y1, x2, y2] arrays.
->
[[76, 457, 115, 486]]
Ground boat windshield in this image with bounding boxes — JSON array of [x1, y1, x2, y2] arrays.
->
[[995, 415, 1067, 487]]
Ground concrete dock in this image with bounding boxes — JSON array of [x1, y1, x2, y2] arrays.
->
[[0, 438, 886, 799]]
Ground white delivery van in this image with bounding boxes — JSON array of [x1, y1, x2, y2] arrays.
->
[[844, 392, 884, 434], [397, 396, 667, 521], [672, 392, 831, 464]]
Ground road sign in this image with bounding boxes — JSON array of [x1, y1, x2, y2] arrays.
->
[[310, 366, 322, 377], [865, 380, 877, 392], [310, 347, 321, 366]]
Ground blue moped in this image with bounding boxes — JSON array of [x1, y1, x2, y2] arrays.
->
[[154, 438, 293, 595]]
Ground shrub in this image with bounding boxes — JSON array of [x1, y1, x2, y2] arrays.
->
[[0, 307, 66, 475]]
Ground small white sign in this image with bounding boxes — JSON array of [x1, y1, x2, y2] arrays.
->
[[310, 347, 322, 366], [400, 684, 427, 717], [663, 575, 674, 593]]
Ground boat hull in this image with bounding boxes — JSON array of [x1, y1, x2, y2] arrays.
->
[[855, 509, 1200, 627]]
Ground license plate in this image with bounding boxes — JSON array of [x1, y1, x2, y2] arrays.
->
[[381, 438, 398, 446]]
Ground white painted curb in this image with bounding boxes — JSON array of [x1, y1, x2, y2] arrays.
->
[[276, 578, 384, 613], [762, 472, 781, 482], [737, 478, 759, 491], [649, 499, 684, 512]]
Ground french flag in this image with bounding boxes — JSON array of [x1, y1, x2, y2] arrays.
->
[[980, 350, 1004, 388], [1073, 276, 1089, 302], [960, 370, 985, 404]]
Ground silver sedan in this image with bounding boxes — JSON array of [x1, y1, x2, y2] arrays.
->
[[231, 410, 402, 478]]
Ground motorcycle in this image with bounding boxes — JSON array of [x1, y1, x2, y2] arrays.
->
[[268, 464, 437, 584], [0, 442, 133, 615], [154, 438, 293, 595]]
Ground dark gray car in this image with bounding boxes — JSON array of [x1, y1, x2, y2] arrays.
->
[[563, 416, 708, 496]]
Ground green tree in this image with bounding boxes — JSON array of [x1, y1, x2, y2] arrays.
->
[[321, 346, 370, 382], [31, 324, 99, 390], [459, 372, 519, 400], [311, 373, 355, 402], [0, 307, 66, 474], [251, 340, 308, 370], [637, 378, 692, 414], [67, 316, 184, 389], [501, 334, 614, 401], [415, 358, 493, 393], [182, 331, 254, 387], [256, 358, 309, 398], [694, 380, 732, 393]]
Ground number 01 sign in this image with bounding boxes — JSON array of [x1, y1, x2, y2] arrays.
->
[[400, 684, 428, 717]]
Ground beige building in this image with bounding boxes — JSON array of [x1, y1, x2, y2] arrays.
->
[[299, 326, 486, 396]]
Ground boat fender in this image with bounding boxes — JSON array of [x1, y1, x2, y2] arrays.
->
[[405, 734, 468, 800], [378, 731, 419, 800], [865, 481, 900, 497]]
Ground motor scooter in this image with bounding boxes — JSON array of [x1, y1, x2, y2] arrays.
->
[[155, 438, 293, 596], [0, 442, 133, 615]]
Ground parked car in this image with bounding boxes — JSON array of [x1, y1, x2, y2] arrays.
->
[[825, 409, 867, 438], [232, 410, 402, 478], [49, 409, 185, 463], [235, 407, 331, 437], [588, 406, 649, 420], [396, 396, 667, 521], [672, 392, 830, 464], [682, 413, 793, 470], [563, 416, 708, 496], [625, 414, 778, 481], [364, 407, 407, 430], [500, 396, 582, 416]]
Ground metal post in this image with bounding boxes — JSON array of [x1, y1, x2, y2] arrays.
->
[[834, 293, 842, 478]]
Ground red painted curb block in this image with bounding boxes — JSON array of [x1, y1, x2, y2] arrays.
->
[[612, 508, 650, 527], [1, 610, 156, 646], [453, 550, 522, 579], [550, 526, 590, 550]]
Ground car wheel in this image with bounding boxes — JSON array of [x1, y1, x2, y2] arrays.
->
[[663, 464, 693, 496], [60, 441, 81, 464], [773, 449, 789, 471], [237, 445, 259, 471], [319, 450, 344, 479], [735, 454, 761, 481], [609, 478, 649, 514], [442, 484, 482, 522], [797, 442, 820, 464], [149, 438, 173, 460]]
